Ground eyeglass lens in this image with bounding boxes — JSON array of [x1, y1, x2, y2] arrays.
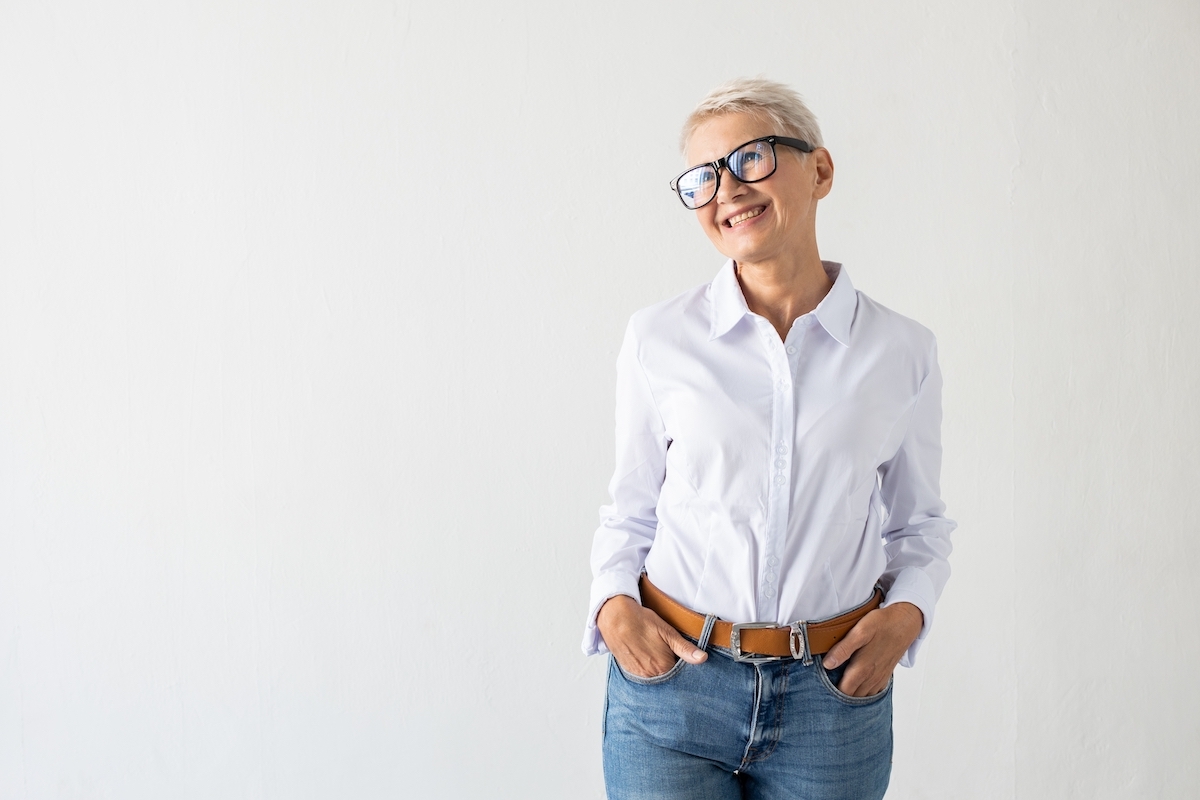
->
[[677, 140, 777, 209]]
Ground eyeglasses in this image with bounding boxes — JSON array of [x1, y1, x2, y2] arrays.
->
[[669, 135, 814, 210]]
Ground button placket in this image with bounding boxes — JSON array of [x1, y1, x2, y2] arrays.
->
[[759, 324, 808, 607], [758, 318, 797, 616], [763, 367, 794, 615]]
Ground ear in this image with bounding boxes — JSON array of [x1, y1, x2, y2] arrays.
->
[[812, 148, 834, 200]]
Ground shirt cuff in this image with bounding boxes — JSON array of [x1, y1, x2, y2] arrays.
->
[[879, 567, 937, 668], [581, 570, 643, 656]]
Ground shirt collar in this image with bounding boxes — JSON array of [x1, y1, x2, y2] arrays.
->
[[708, 259, 857, 346], [811, 261, 855, 347], [708, 260, 751, 340]]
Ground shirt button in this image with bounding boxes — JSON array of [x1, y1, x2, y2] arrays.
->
[[777, 380, 788, 391], [774, 475, 787, 485], [774, 458, 787, 469], [786, 346, 796, 354], [777, 444, 788, 454], [767, 555, 779, 566], [763, 585, 776, 598], [764, 570, 776, 583]]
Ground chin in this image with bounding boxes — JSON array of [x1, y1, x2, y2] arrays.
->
[[722, 243, 771, 264]]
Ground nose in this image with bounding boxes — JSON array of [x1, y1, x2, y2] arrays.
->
[[715, 165, 747, 204]]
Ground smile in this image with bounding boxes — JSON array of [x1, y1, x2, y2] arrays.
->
[[726, 207, 765, 227]]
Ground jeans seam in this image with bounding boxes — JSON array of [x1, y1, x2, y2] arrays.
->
[[737, 664, 763, 772], [744, 663, 789, 765], [603, 658, 611, 741], [764, 664, 790, 761], [815, 655, 892, 705], [615, 656, 687, 686]]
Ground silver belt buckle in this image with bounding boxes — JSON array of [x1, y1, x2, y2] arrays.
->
[[729, 622, 779, 663], [789, 620, 813, 666]]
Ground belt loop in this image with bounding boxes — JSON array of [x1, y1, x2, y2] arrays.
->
[[697, 614, 718, 652]]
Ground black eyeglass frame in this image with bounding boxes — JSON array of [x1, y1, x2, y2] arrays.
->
[[669, 135, 815, 210]]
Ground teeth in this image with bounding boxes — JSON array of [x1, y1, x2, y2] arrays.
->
[[728, 207, 764, 226]]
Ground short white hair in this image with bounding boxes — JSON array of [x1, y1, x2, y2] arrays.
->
[[680, 76, 824, 153]]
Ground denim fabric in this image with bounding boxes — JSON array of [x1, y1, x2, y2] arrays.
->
[[603, 646, 892, 800]]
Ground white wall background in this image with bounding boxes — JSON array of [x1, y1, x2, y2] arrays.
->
[[2, 1, 1197, 797]]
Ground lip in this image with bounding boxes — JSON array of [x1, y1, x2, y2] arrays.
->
[[721, 204, 769, 228]]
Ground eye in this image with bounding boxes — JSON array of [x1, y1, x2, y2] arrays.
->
[[729, 141, 775, 180], [677, 166, 716, 206]]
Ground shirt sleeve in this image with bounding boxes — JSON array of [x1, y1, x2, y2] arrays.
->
[[876, 337, 956, 667], [581, 317, 670, 656]]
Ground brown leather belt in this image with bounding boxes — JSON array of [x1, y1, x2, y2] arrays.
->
[[639, 574, 883, 662]]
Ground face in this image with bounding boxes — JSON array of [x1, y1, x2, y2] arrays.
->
[[684, 112, 833, 266]]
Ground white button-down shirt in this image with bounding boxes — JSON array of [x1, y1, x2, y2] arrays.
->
[[583, 261, 954, 667]]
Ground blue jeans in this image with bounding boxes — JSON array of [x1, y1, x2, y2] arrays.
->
[[603, 641, 893, 800]]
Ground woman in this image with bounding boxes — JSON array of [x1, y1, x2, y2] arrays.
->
[[582, 77, 955, 800]]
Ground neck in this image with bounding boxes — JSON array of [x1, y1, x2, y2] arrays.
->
[[735, 248, 833, 340]]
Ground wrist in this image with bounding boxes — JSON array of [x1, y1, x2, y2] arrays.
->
[[885, 601, 924, 638], [597, 594, 639, 631]]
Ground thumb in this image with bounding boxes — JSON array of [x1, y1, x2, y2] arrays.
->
[[660, 623, 708, 664], [822, 629, 865, 670]]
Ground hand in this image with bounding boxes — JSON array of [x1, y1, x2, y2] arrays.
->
[[596, 595, 708, 679], [821, 602, 923, 697]]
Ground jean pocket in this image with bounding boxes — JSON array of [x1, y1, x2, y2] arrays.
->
[[614, 655, 688, 686], [816, 656, 892, 705]]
